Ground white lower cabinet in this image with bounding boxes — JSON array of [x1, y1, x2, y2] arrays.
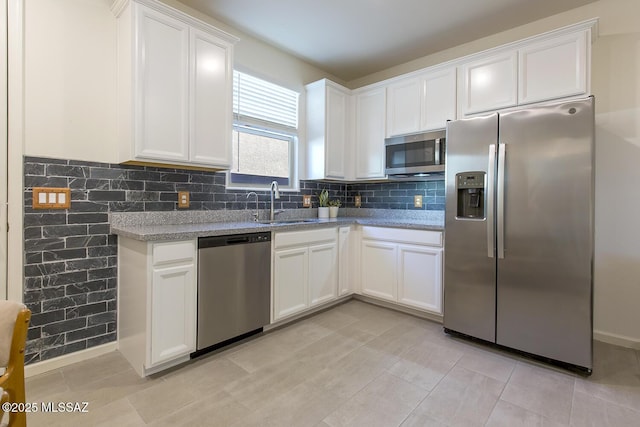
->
[[361, 240, 397, 301], [272, 228, 338, 322], [273, 246, 309, 320], [150, 262, 196, 366], [360, 226, 443, 315], [397, 244, 442, 313], [118, 238, 197, 377], [309, 243, 339, 306]]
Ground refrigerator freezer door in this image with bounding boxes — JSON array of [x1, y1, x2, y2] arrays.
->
[[496, 97, 594, 369], [444, 113, 498, 342]]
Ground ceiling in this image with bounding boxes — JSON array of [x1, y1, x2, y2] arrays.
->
[[179, 0, 597, 81]]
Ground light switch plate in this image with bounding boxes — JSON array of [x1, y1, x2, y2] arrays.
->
[[32, 187, 71, 209], [178, 191, 190, 208], [414, 195, 423, 208], [303, 194, 311, 208], [354, 195, 362, 208]]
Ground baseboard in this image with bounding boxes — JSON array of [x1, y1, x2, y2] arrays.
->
[[265, 295, 353, 331], [594, 329, 640, 349], [24, 342, 118, 378]]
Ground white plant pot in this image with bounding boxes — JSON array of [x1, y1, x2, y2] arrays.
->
[[318, 207, 329, 219], [329, 206, 339, 218]]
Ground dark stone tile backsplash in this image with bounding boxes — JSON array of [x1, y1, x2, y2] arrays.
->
[[346, 180, 445, 210], [23, 156, 444, 364]]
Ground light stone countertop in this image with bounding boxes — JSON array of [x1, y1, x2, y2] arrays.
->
[[110, 209, 444, 241]]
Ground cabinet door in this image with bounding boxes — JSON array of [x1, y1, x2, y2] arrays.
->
[[518, 31, 588, 105], [421, 68, 456, 131], [189, 28, 233, 167], [338, 227, 351, 296], [360, 240, 397, 301], [386, 78, 420, 136], [460, 51, 517, 115], [355, 88, 386, 179], [309, 242, 338, 306], [150, 262, 196, 366], [397, 244, 443, 314], [273, 247, 309, 321], [136, 5, 189, 162], [325, 85, 348, 179]]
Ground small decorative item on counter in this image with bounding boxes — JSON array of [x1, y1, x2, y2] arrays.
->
[[318, 189, 330, 218], [328, 199, 341, 218]]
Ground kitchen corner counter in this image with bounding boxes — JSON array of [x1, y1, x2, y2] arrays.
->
[[110, 209, 444, 241]]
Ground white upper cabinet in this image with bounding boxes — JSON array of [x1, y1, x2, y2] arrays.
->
[[115, 0, 237, 168], [354, 87, 386, 179], [460, 50, 518, 116], [460, 21, 595, 116], [386, 67, 456, 137], [136, 6, 190, 162], [386, 77, 421, 136], [421, 67, 457, 131], [189, 28, 234, 166], [304, 20, 595, 182], [306, 79, 350, 180], [518, 30, 588, 105]]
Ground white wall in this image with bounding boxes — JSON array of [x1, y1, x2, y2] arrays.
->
[[352, 0, 640, 347], [24, 0, 118, 163]]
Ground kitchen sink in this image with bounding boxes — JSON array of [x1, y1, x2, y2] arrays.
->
[[257, 219, 319, 225]]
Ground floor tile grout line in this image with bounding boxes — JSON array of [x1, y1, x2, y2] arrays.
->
[[327, 368, 389, 423], [572, 386, 640, 416]]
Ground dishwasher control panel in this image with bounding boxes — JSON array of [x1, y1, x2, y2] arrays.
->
[[198, 232, 271, 249]]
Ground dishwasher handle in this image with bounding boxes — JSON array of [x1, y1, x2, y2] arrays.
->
[[227, 236, 251, 245]]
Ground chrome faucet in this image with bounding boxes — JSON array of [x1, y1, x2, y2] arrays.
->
[[270, 181, 282, 221], [246, 191, 259, 221]]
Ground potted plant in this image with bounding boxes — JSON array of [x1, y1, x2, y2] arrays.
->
[[317, 189, 329, 218], [328, 199, 341, 218]]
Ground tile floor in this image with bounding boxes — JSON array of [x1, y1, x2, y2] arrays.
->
[[19, 300, 640, 426]]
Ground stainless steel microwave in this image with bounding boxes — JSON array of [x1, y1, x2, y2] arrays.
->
[[384, 130, 446, 178]]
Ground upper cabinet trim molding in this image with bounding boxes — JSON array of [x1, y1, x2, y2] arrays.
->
[[111, 0, 239, 44]]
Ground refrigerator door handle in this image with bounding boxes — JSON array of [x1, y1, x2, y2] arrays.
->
[[487, 144, 496, 258], [497, 143, 506, 259]]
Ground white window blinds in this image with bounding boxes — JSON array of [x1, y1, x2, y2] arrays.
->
[[233, 71, 299, 130]]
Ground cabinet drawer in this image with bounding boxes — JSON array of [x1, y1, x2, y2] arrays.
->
[[152, 240, 196, 266], [274, 227, 337, 249], [361, 226, 442, 247]]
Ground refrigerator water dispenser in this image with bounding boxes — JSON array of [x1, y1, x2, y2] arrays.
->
[[456, 172, 485, 219]]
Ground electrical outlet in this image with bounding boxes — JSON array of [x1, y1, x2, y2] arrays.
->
[[303, 194, 311, 208], [178, 191, 190, 208], [414, 195, 423, 208], [354, 195, 362, 208]]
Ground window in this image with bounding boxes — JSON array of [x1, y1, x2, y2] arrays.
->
[[227, 71, 299, 190]]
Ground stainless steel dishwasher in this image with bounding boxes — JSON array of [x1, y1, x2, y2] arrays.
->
[[195, 232, 271, 355]]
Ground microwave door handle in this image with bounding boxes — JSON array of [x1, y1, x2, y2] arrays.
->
[[435, 139, 441, 164]]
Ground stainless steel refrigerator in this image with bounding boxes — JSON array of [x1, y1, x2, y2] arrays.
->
[[443, 97, 594, 374]]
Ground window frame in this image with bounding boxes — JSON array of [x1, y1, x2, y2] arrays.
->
[[226, 121, 299, 192], [226, 70, 300, 192]]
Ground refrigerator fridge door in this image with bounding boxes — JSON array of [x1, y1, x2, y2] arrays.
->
[[444, 113, 498, 342], [496, 97, 594, 369]]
